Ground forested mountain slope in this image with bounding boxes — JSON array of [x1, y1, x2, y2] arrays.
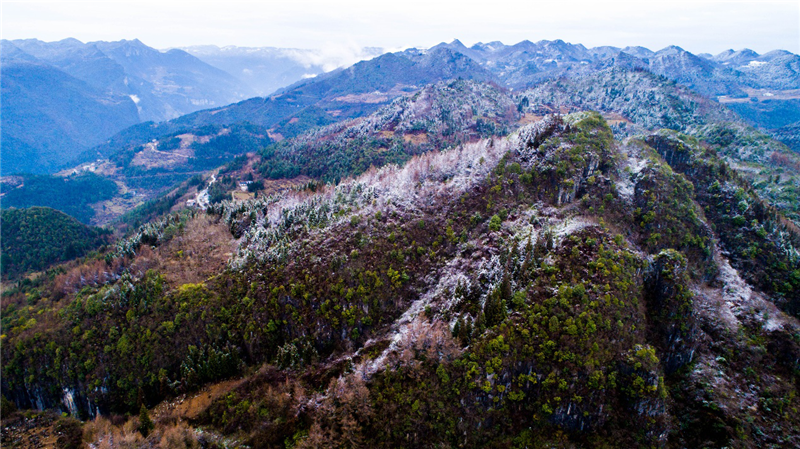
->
[[2, 113, 798, 448], [70, 64, 799, 229], [8, 38, 255, 123], [0, 207, 112, 278], [8, 36, 795, 232], [0, 38, 255, 175], [421, 39, 800, 151], [0, 47, 140, 174], [519, 68, 800, 224], [0, 172, 119, 224], [3, 38, 800, 448], [77, 47, 495, 166]]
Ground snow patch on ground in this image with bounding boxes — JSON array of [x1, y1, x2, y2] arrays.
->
[[616, 142, 650, 200], [552, 215, 595, 240], [616, 177, 635, 200], [363, 257, 470, 375], [694, 243, 795, 334], [690, 352, 759, 415]]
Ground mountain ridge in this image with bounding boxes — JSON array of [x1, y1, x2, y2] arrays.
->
[[2, 112, 798, 447], [0, 38, 259, 174], [5, 37, 798, 177]]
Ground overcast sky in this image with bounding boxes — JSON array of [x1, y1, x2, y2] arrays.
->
[[3, 0, 799, 55]]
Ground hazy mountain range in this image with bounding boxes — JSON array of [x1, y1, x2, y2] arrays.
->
[[1, 38, 253, 174], [7, 38, 254, 121], [2, 38, 798, 177], [179, 44, 386, 96], [426, 39, 800, 96]]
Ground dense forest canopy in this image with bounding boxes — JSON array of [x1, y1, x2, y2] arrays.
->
[[0, 172, 119, 224], [0, 207, 111, 278]]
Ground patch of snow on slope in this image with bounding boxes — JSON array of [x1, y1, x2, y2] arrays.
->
[[552, 215, 595, 239], [363, 256, 472, 376], [694, 243, 794, 333], [616, 142, 650, 200], [745, 60, 767, 68]]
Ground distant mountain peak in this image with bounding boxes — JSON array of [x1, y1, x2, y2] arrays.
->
[[656, 45, 688, 55], [757, 49, 794, 61], [57, 37, 84, 45], [449, 38, 467, 48], [621, 46, 655, 58], [95, 38, 151, 51], [470, 41, 504, 52], [0, 40, 38, 63], [596, 50, 649, 70]]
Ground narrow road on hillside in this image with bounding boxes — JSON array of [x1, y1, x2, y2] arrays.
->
[[194, 174, 216, 209]]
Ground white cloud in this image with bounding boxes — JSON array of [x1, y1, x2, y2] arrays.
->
[[282, 42, 385, 72]]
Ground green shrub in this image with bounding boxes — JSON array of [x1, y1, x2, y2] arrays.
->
[[489, 214, 502, 231]]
